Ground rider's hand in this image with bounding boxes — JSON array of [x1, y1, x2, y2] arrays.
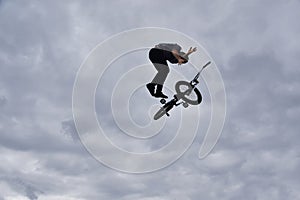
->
[[178, 58, 185, 65], [188, 47, 197, 53]]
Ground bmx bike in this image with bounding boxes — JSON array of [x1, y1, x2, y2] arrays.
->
[[153, 61, 211, 120]]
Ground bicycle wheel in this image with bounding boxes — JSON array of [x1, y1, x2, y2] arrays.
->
[[154, 107, 167, 120], [175, 81, 202, 105]]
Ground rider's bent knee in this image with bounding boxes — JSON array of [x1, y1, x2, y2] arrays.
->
[[162, 67, 170, 75]]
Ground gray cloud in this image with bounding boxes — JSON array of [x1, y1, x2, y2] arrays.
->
[[0, 95, 7, 107], [0, 176, 43, 200], [61, 118, 79, 142]]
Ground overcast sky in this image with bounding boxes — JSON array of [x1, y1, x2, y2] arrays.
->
[[1, 0, 300, 199]]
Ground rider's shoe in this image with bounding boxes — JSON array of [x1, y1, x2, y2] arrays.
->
[[154, 84, 168, 98], [146, 83, 156, 96], [154, 92, 168, 98]]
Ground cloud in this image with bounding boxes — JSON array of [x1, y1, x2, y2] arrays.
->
[[61, 119, 79, 141], [0, 176, 43, 200], [0, 0, 300, 199]]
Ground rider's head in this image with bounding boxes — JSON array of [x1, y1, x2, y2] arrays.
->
[[179, 52, 189, 64]]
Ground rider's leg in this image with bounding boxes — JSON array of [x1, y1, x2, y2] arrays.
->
[[151, 63, 169, 98], [148, 48, 169, 98], [151, 62, 169, 84]]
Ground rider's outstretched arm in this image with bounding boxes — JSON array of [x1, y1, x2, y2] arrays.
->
[[184, 47, 197, 57], [171, 49, 182, 60], [172, 49, 185, 65]]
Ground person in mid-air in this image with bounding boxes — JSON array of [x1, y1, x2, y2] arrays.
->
[[146, 43, 197, 98]]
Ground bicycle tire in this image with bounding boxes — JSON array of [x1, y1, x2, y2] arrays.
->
[[175, 81, 202, 105], [154, 107, 167, 120]]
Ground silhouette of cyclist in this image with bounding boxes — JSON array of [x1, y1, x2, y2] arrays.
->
[[146, 43, 197, 98]]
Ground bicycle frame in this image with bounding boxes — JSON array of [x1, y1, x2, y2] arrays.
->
[[153, 61, 211, 120]]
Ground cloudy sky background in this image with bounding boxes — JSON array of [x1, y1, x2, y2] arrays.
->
[[1, 0, 300, 199]]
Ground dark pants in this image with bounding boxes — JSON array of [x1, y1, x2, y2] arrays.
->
[[148, 48, 170, 85]]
